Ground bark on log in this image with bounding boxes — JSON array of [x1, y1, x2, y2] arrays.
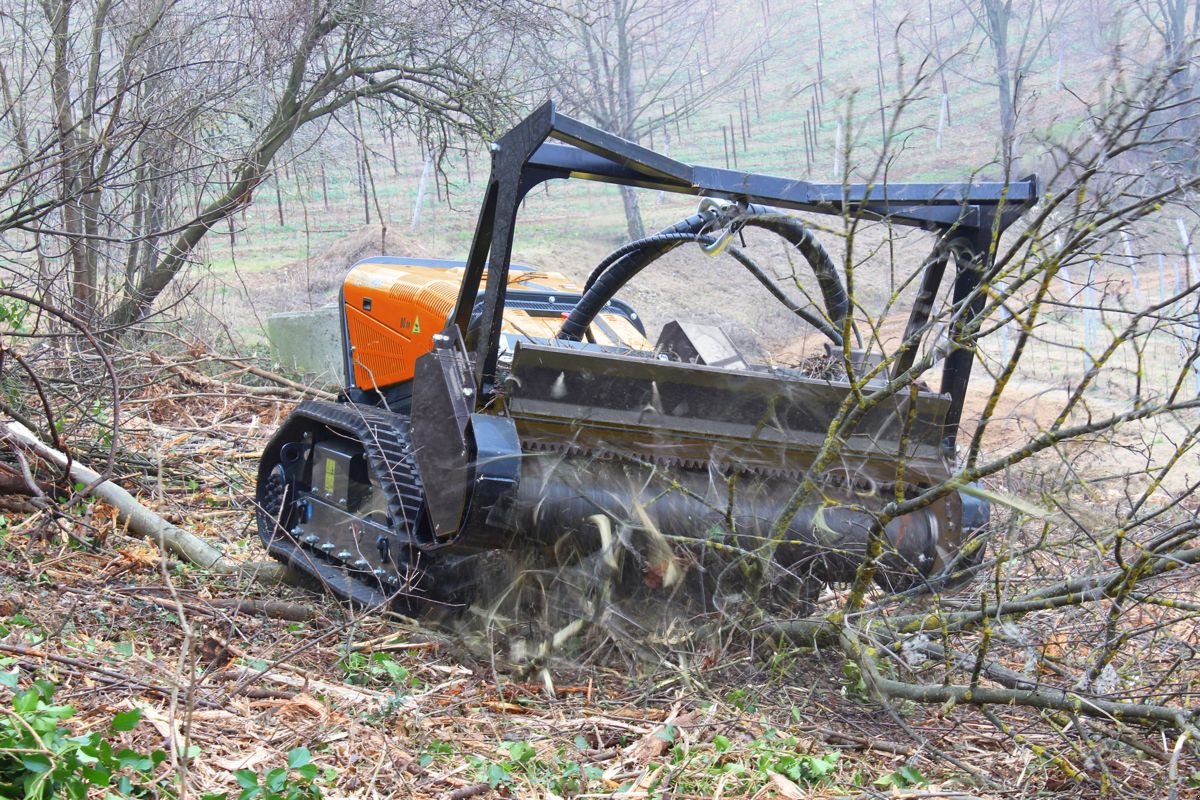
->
[[3, 420, 291, 584]]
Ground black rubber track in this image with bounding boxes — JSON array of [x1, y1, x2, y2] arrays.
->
[[255, 399, 433, 612]]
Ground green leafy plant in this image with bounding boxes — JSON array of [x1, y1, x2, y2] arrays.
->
[[202, 747, 333, 800], [338, 651, 415, 687], [749, 730, 840, 787], [0, 293, 29, 332], [470, 740, 600, 795], [724, 688, 757, 713], [840, 658, 869, 700], [417, 739, 455, 769], [875, 764, 928, 789], [0, 613, 41, 643], [0, 673, 169, 799]]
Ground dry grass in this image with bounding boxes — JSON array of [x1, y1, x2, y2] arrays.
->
[[0, 372, 1193, 798]]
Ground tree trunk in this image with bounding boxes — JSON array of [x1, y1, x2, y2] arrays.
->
[[412, 153, 433, 229], [1161, 0, 1198, 172], [614, 1, 645, 240], [47, 0, 93, 320], [982, 0, 1017, 173], [620, 185, 645, 241]]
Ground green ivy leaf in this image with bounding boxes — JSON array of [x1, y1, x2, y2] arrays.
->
[[486, 762, 509, 787], [287, 746, 311, 769], [43, 703, 76, 720], [111, 708, 142, 732], [12, 688, 40, 714], [265, 766, 287, 793], [505, 740, 536, 764], [116, 749, 154, 771], [20, 753, 52, 774], [234, 769, 259, 791], [81, 765, 113, 785]]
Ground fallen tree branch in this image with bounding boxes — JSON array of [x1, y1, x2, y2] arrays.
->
[[915, 640, 1199, 747], [147, 352, 333, 400], [2, 419, 290, 585], [216, 355, 339, 400], [148, 351, 337, 401], [847, 627, 1197, 730], [836, 545, 1200, 643], [800, 725, 912, 755], [208, 598, 317, 621]]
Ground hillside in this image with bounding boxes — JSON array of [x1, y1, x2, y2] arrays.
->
[[1, 2, 1198, 798], [193, 0, 1131, 346]]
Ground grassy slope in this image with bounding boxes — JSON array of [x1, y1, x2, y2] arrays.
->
[[197, 0, 1115, 338]]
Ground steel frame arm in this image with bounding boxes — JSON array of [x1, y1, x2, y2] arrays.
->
[[446, 101, 1039, 447]]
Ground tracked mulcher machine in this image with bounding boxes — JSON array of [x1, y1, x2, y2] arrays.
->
[[256, 102, 1038, 615]]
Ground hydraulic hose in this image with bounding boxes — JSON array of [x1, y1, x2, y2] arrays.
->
[[583, 232, 710, 293], [559, 238, 690, 341], [558, 203, 850, 345], [563, 231, 844, 344], [739, 213, 849, 327], [560, 212, 714, 341], [724, 246, 844, 343]]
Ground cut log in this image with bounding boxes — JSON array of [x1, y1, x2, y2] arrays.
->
[[2, 419, 291, 584]]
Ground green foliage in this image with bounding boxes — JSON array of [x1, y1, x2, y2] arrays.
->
[[469, 740, 602, 796], [417, 739, 455, 769], [748, 731, 840, 787], [0, 680, 169, 799], [874, 764, 928, 789], [202, 747, 334, 800], [840, 659, 868, 700], [0, 668, 333, 800], [338, 651, 415, 688], [724, 688, 757, 712], [0, 294, 29, 332], [657, 726, 844, 797]]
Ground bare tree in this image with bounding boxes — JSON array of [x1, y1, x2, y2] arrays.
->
[[1136, 0, 1200, 172], [0, 0, 547, 331], [956, 0, 1072, 173], [543, 0, 764, 240]]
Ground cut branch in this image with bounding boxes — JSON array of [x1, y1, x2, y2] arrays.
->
[[2, 419, 290, 585]]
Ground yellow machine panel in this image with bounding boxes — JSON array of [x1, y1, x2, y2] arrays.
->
[[342, 257, 649, 391]]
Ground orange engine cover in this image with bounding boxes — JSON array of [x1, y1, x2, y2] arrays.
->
[[342, 257, 463, 390], [341, 256, 649, 391]]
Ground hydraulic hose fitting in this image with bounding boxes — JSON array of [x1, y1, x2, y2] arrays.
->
[[696, 197, 748, 257]]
